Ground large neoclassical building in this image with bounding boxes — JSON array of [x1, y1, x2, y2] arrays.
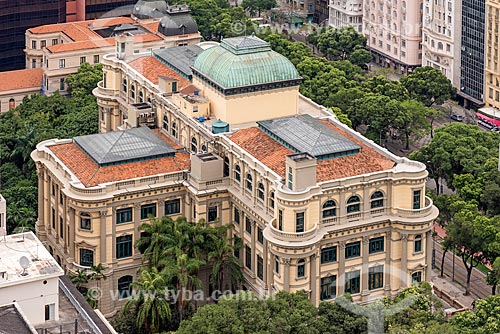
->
[[32, 34, 438, 316]]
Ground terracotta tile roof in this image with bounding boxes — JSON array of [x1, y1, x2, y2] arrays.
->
[[152, 129, 184, 150], [47, 38, 115, 53], [128, 56, 191, 87], [28, 17, 133, 38], [179, 84, 201, 95], [229, 127, 293, 177], [134, 33, 162, 43], [141, 21, 160, 34], [49, 142, 190, 187], [0, 68, 43, 92], [228, 119, 396, 182]]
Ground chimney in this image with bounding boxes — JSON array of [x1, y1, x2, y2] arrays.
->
[[285, 153, 317, 192]]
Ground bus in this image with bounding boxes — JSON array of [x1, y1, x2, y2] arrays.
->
[[476, 107, 500, 130]]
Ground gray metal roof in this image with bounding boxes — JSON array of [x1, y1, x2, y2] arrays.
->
[[74, 127, 175, 167], [258, 114, 360, 159], [153, 45, 203, 78], [158, 6, 198, 37], [221, 36, 271, 54], [132, 0, 167, 19]]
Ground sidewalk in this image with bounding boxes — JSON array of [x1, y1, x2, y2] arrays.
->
[[430, 269, 477, 310]]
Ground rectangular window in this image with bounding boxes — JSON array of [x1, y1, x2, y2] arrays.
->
[[369, 236, 384, 254], [278, 210, 283, 231], [59, 59, 65, 68], [94, 55, 99, 63], [345, 270, 361, 294], [80, 215, 91, 230], [59, 78, 65, 91], [275, 256, 279, 274], [257, 226, 263, 244], [32, 59, 36, 68], [51, 208, 55, 229], [412, 271, 422, 283], [257, 255, 263, 280], [414, 236, 422, 253], [369, 265, 384, 290], [44, 304, 55, 321], [234, 208, 240, 225], [52, 38, 58, 45], [165, 199, 180, 215], [116, 208, 132, 224], [59, 192, 63, 204], [245, 217, 252, 234], [80, 56, 86, 64], [208, 206, 218, 222], [59, 217, 64, 239], [245, 245, 252, 269], [345, 241, 361, 259], [321, 246, 337, 264], [234, 236, 241, 258], [288, 167, 293, 189], [321, 275, 336, 300], [41, 40, 46, 48], [295, 212, 304, 233], [116, 235, 133, 259], [413, 190, 421, 209], [32, 40, 37, 49], [140, 203, 156, 220], [80, 248, 94, 267]]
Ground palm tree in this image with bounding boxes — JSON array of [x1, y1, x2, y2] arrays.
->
[[124, 268, 171, 333], [136, 216, 176, 267], [89, 263, 106, 308], [69, 269, 90, 293], [11, 207, 35, 233], [208, 232, 243, 293], [161, 250, 205, 320]]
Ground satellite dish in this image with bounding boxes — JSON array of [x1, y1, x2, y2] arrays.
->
[[19, 256, 30, 276]]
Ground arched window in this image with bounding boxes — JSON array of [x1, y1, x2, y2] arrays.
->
[[414, 235, 422, 252], [118, 275, 133, 299], [122, 78, 127, 92], [246, 173, 253, 191], [322, 200, 337, 218], [191, 137, 197, 153], [172, 122, 177, 137], [130, 84, 135, 99], [269, 191, 275, 208], [139, 90, 144, 103], [297, 259, 305, 278], [201, 144, 207, 152], [257, 183, 265, 201], [163, 115, 168, 131], [223, 157, 229, 177], [234, 165, 241, 182], [9, 98, 15, 110], [370, 191, 384, 209], [80, 212, 91, 230], [347, 195, 361, 213]]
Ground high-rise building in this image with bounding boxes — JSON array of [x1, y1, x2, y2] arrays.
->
[[459, 0, 486, 107], [363, 0, 423, 73], [0, 0, 66, 71], [485, 0, 500, 109], [328, 0, 363, 33], [313, 0, 329, 24], [421, 0, 461, 87]]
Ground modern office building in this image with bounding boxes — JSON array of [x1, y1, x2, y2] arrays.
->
[[328, 0, 363, 33], [0, 0, 66, 71], [459, 0, 486, 107], [33, 35, 438, 316], [313, 0, 330, 24], [421, 0, 460, 87], [363, 0, 423, 73]]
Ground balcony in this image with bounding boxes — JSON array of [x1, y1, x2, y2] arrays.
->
[[94, 81, 119, 99], [268, 219, 319, 242], [395, 196, 434, 218]]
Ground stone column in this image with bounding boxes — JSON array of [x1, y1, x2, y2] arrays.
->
[[111, 208, 117, 263], [68, 208, 75, 260], [425, 230, 433, 281], [384, 230, 392, 295], [361, 236, 370, 299], [251, 221, 256, 275], [100, 210, 107, 264], [310, 254, 317, 305], [158, 198, 165, 219], [400, 233, 408, 288], [134, 203, 141, 234], [338, 241, 346, 293], [263, 240, 268, 290], [37, 168, 45, 231], [266, 252, 273, 294], [283, 258, 291, 291]]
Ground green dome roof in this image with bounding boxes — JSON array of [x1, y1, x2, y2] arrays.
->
[[192, 36, 300, 89]]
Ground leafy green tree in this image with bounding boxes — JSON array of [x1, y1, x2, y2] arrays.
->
[[124, 268, 172, 333], [400, 66, 453, 107], [486, 257, 500, 295], [242, 0, 276, 17], [394, 100, 430, 150], [314, 26, 367, 60], [452, 295, 500, 334], [348, 48, 372, 67], [65, 62, 103, 97]]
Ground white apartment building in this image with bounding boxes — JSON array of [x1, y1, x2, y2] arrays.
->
[[0, 232, 64, 326], [421, 0, 460, 87], [329, 0, 363, 32], [363, 0, 423, 72]]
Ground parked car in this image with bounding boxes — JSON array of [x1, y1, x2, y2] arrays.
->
[[450, 114, 464, 122]]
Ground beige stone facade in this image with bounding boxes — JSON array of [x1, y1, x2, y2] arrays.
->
[[486, 0, 500, 108], [363, 0, 423, 72], [33, 36, 438, 317]]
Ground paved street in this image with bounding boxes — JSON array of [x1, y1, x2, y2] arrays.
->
[[434, 240, 492, 300]]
